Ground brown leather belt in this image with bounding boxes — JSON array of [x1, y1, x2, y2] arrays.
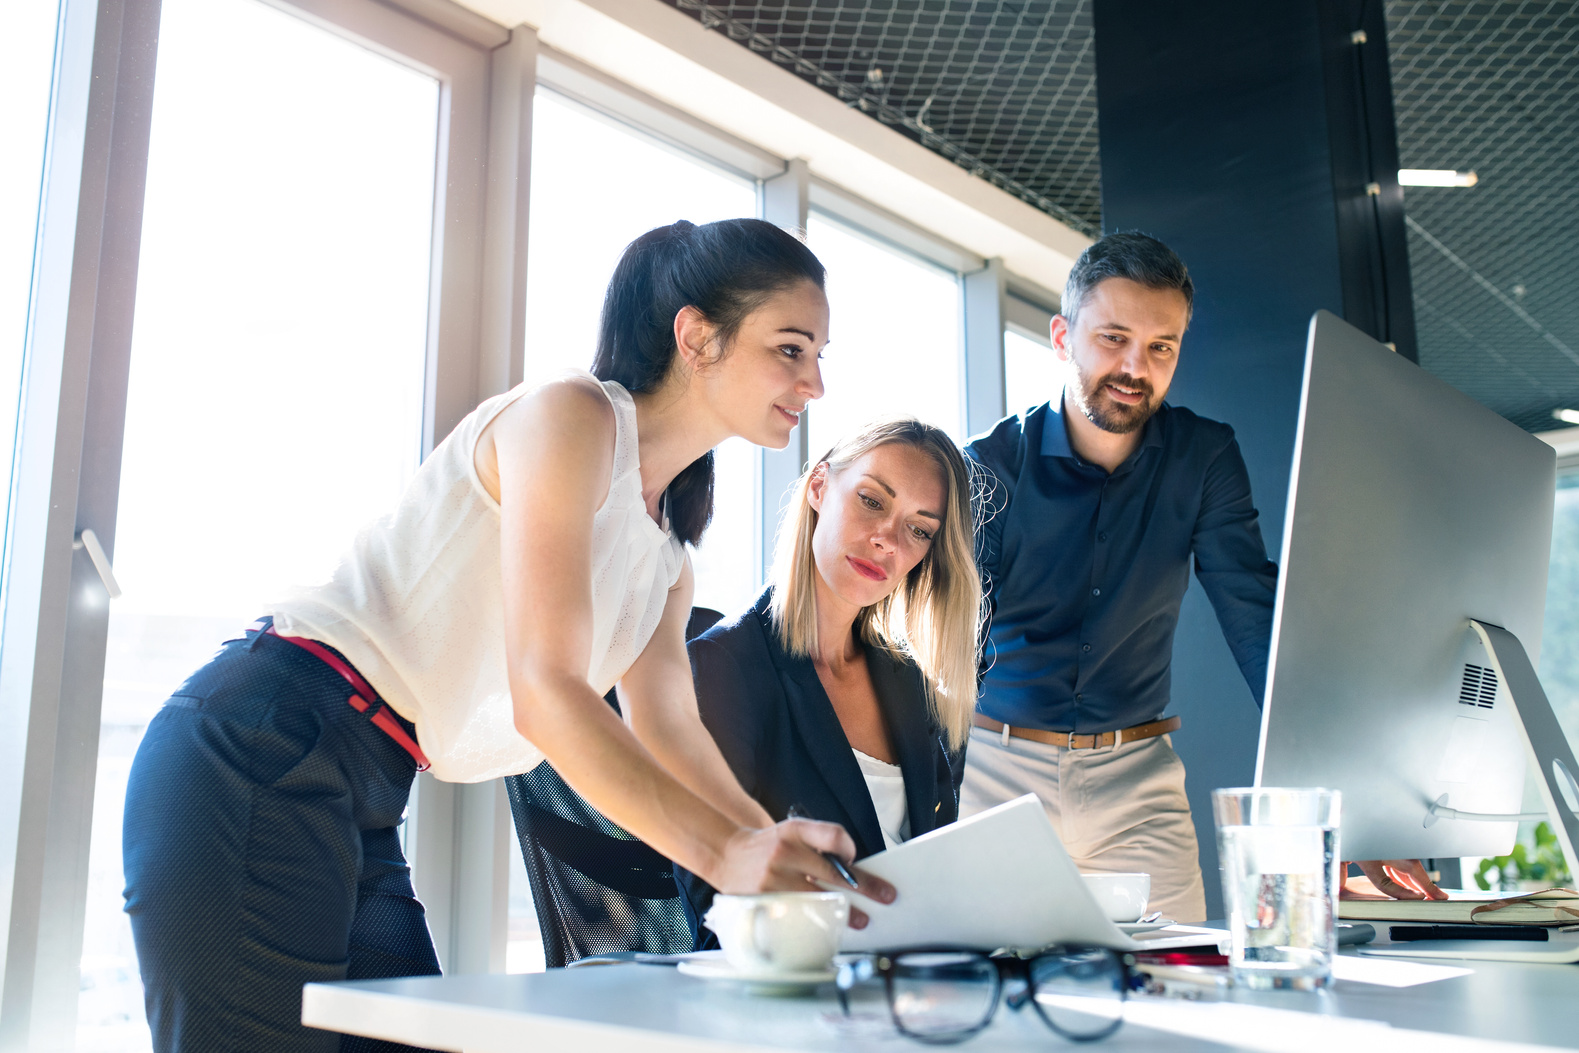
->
[[972, 713, 1181, 750]]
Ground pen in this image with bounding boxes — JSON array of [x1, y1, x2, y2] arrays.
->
[[1133, 963, 1231, 998], [786, 805, 860, 890], [1390, 924, 1550, 942]]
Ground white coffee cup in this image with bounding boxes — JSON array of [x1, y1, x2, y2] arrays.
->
[[704, 892, 848, 975], [1081, 872, 1151, 923]]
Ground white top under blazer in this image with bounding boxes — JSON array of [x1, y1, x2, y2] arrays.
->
[[269, 372, 686, 783], [853, 748, 911, 850]]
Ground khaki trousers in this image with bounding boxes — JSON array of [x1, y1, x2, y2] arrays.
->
[[960, 727, 1208, 923]]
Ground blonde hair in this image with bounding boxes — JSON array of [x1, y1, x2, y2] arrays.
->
[[769, 418, 984, 751]]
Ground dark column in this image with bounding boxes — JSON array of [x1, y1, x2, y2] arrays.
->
[[1093, 0, 1416, 916]]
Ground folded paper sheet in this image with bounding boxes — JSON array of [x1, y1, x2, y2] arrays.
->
[[840, 794, 1221, 953]]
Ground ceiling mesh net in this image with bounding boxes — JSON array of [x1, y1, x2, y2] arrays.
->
[[666, 0, 1101, 236], [664, 0, 1579, 431], [1387, 0, 1579, 433]]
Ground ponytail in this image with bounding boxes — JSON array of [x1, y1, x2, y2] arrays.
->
[[592, 218, 825, 545]]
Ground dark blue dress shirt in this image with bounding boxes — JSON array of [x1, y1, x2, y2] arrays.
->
[[967, 395, 1278, 733]]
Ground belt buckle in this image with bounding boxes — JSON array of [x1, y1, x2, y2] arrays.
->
[[1068, 733, 1095, 750]]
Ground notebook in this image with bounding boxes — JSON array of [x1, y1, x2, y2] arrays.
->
[[1339, 888, 1579, 926]]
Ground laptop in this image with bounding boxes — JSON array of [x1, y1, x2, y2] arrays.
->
[[839, 794, 1224, 953]]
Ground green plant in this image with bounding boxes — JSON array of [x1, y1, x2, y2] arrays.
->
[[1474, 822, 1573, 891]]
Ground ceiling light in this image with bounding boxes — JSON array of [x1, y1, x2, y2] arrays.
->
[[1553, 409, 1579, 426], [1398, 169, 1478, 187]]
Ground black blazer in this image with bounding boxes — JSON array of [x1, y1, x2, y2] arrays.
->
[[678, 588, 964, 931]]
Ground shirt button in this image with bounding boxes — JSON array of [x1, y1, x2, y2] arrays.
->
[[1097, 532, 1108, 542], [1091, 587, 1101, 596], [1076, 693, 1084, 700], [1082, 643, 1092, 652]]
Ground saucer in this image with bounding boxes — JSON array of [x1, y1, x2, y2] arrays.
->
[[1117, 918, 1176, 934], [677, 956, 837, 991]]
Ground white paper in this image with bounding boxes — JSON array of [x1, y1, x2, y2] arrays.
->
[[840, 794, 1219, 952]]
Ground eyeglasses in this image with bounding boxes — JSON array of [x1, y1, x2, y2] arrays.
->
[[835, 945, 1131, 1045]]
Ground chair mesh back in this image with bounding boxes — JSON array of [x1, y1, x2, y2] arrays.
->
[[506, 606, 724, 968], [505, 764, 692, 967]]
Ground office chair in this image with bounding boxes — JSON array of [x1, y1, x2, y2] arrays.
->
[[505, 606, 725, 968]]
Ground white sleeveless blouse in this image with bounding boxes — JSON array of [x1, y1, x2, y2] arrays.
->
[[269, 373, 686, 783]]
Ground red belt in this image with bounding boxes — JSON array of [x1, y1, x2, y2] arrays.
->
[[263, 625, 430, 771]]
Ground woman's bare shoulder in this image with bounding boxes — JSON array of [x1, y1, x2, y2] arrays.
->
[[501, 374, 613, 438], [476, 375, 616, 501], [487, 375, 614, 454]]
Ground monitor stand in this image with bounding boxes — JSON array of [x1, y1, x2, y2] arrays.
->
[[1431, 621, 1579, 885]]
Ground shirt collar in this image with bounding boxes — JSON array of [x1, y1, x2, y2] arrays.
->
[[1041, 387, 1167, 468]]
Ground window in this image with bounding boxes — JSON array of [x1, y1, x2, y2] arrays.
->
[[0, 0, 60, 621], [805, 212, 963, 457], [1004, 328, 1064, 414], [520, 89, 760, 616], [690, 435, 760, 618], [508, 89, 761, 972], [1463, 467, 1579, 891], [522, 91, 759, 385], [1540, 470, 1579, 749], [78, 0, 437, 1046]]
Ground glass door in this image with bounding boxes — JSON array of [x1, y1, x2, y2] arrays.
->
[[77, 0, 438, 1046]]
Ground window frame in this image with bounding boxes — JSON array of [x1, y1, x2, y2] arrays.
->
[[0, 0, 532, 1040], [1, 1, 1078, 1041], [805, 203, 971, 449], [1005, 289, 1058, 348]]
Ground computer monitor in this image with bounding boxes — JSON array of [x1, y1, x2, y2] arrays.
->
[[1255, 311, 1579, 868]]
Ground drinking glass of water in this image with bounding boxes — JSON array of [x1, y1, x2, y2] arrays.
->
[[1211, 787, 1341, 990]]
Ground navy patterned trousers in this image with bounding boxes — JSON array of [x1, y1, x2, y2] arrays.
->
[[123, 620, 441, 1052]]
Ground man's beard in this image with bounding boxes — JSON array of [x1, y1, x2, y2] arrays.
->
[[1068, 359, 1160, 435]]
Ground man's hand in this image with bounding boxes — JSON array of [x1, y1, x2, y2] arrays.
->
[[1338, 859, 1450, 900]]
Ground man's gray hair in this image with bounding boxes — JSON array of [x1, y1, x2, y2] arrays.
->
[[1062, 231, 1194, 329]]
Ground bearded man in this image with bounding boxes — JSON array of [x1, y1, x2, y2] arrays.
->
[[961, 232, 1277, 923]]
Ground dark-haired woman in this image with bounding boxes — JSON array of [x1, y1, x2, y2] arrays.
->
[[121, 218, 893, 1053]]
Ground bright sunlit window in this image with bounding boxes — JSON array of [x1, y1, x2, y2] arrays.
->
[[520, 90, 760, 617], [510, 89, 762, 973], [1540, 472, 1579, 750], [79, 1, 437, 1047], [1464, 470, 1579, 891], [522, 91, 759, 386], [805, 212, 962, 457], [1004, 328, 1065, 416], [0, 0, 61, 620]]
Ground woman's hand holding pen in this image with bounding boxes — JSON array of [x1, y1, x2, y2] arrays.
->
[[713, 819, 896, 929]]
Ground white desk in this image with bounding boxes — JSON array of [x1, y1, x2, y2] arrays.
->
[[302, 947, 1578, 1053]]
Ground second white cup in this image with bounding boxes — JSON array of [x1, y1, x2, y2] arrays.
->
[[1081, 872, 1152, 923], [704, 891, 847, 976]]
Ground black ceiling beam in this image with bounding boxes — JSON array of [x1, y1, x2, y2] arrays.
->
[[1093, 0, 1420, 919]]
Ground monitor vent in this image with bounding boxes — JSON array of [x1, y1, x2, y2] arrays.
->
[[1459, 664, 1497, 709]]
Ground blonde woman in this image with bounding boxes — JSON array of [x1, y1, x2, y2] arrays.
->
[[678, 418, 982, 934]]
